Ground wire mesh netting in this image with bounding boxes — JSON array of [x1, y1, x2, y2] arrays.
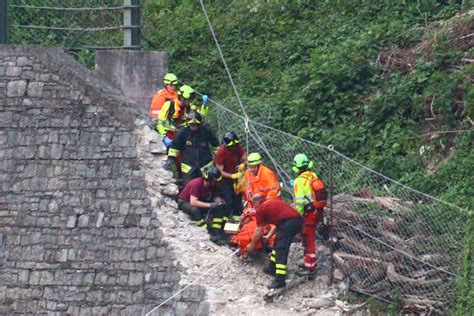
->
[[8, 0, 126, 50], [210, 98, 469, 313]]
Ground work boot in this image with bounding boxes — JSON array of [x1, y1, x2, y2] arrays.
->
[[267, 277, 286, 289], [219, 230, 229, 244], [209, 229, 221, 244], [263, 266, 276, 277], [295, 268, 317, 277]]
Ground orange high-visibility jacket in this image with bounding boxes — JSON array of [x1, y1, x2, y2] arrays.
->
[[242, 164, 281, 205], [149, 88, 178, 118]]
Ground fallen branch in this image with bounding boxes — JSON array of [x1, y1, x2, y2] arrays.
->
[[402, 295, 444, 307], [339, 233, 383, 258], [335, 252, 385, 265], [387, 263, 443, 286]]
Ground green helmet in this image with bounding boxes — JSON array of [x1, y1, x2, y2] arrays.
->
[[292, 153, 314, 173], [178, 85, 195, 99], [163, 73, 178, 85], [247, 152, 262, 166]]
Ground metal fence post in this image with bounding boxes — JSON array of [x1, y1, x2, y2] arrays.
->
[[328, 144, 334, 284], [123, 0, 141, 49], [0, 0, 8, 44]]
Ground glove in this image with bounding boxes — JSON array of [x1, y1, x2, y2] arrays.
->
[[289, 180, 295, 188], [210, 200, 225, 209], [202, 95, 209, 105], [163, 158, 174, 171], [162, 136, 173, 148], [237, 163, 246, 172], [231, 172, 243, 180]]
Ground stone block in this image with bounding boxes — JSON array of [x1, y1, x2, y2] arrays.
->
[[22, 70, 35, 80], [0, 112, 12, 127], [6, 80, 27, 97], [28, 81, 44, 98], [6, 66, 22, 77], [77, 214, 89, 227], [66, 215, 77, 228], [16, 56, 30, 66], [96, 212, 105, 228], [58, 249, 68, 262]]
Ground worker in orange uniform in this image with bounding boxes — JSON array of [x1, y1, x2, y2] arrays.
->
[[242, 152, 281, 208], [149, 73, 179, 119], [246, 194, 302, 289], [156, 84, 196, 146], [214, 131, 247, 224], [292, 153, 327, 277]]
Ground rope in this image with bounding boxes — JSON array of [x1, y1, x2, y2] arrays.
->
[[145, 249, 240, 316], [330, 150, 466, 211], [206, 98, 465, 211], [198, 0, 248, 120]]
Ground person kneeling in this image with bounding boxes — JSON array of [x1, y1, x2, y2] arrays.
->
[[246, 195, 303, 289], [177, 167, 225, 244]]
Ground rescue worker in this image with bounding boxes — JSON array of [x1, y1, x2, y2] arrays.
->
[[242, 152, 281, 207], [191, 94, 210, 118], [156, 84, 196, 149], [164, 111, 219, 185], [246, 194, 303, 289], [215, 131, 246, 224], [177, 167, 226, 243], [149, 73, 179, 119], [292, 153, 324, 276]]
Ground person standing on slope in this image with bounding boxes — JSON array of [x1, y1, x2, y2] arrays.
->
[[242, 152, 281, 208], [149, 73, 179, 119], [292, 153, 327, 277]]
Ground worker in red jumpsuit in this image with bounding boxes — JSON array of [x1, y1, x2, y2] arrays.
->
[[214, 131, 247, 224]]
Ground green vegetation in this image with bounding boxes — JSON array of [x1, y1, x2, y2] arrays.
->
[[142, 1, 472, 311], [8, 0, 473, 312], [143, 0, 472, 209]]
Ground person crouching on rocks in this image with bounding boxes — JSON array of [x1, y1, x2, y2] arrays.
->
[[177, 167, 226, 244]]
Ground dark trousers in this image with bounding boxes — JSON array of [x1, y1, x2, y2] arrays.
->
[[270, 217, 303, 280], [178, 200, 206, 221], [177, 199, 225, 227], [217, 180, 243, 221]]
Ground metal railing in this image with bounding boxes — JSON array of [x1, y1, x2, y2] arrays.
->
[[6, 0, 141, 50]]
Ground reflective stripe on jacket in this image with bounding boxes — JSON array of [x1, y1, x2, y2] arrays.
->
[[293, 171, 318, 215], [168, 124, 220, 173], [242, 165, 280, 203]]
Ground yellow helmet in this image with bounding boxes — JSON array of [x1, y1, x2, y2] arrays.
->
[[247, 152, 262, 166], [163, 73, 178, 85], [178, 85, 195, 100]]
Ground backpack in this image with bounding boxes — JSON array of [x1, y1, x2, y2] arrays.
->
[[310, 178, 327, 209]]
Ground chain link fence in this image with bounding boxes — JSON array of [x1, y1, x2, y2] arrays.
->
[[210, 97, 469, 314], [7, 0, 140, 53]]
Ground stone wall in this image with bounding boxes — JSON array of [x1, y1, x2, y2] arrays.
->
[[0, 45, 206, 315]]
